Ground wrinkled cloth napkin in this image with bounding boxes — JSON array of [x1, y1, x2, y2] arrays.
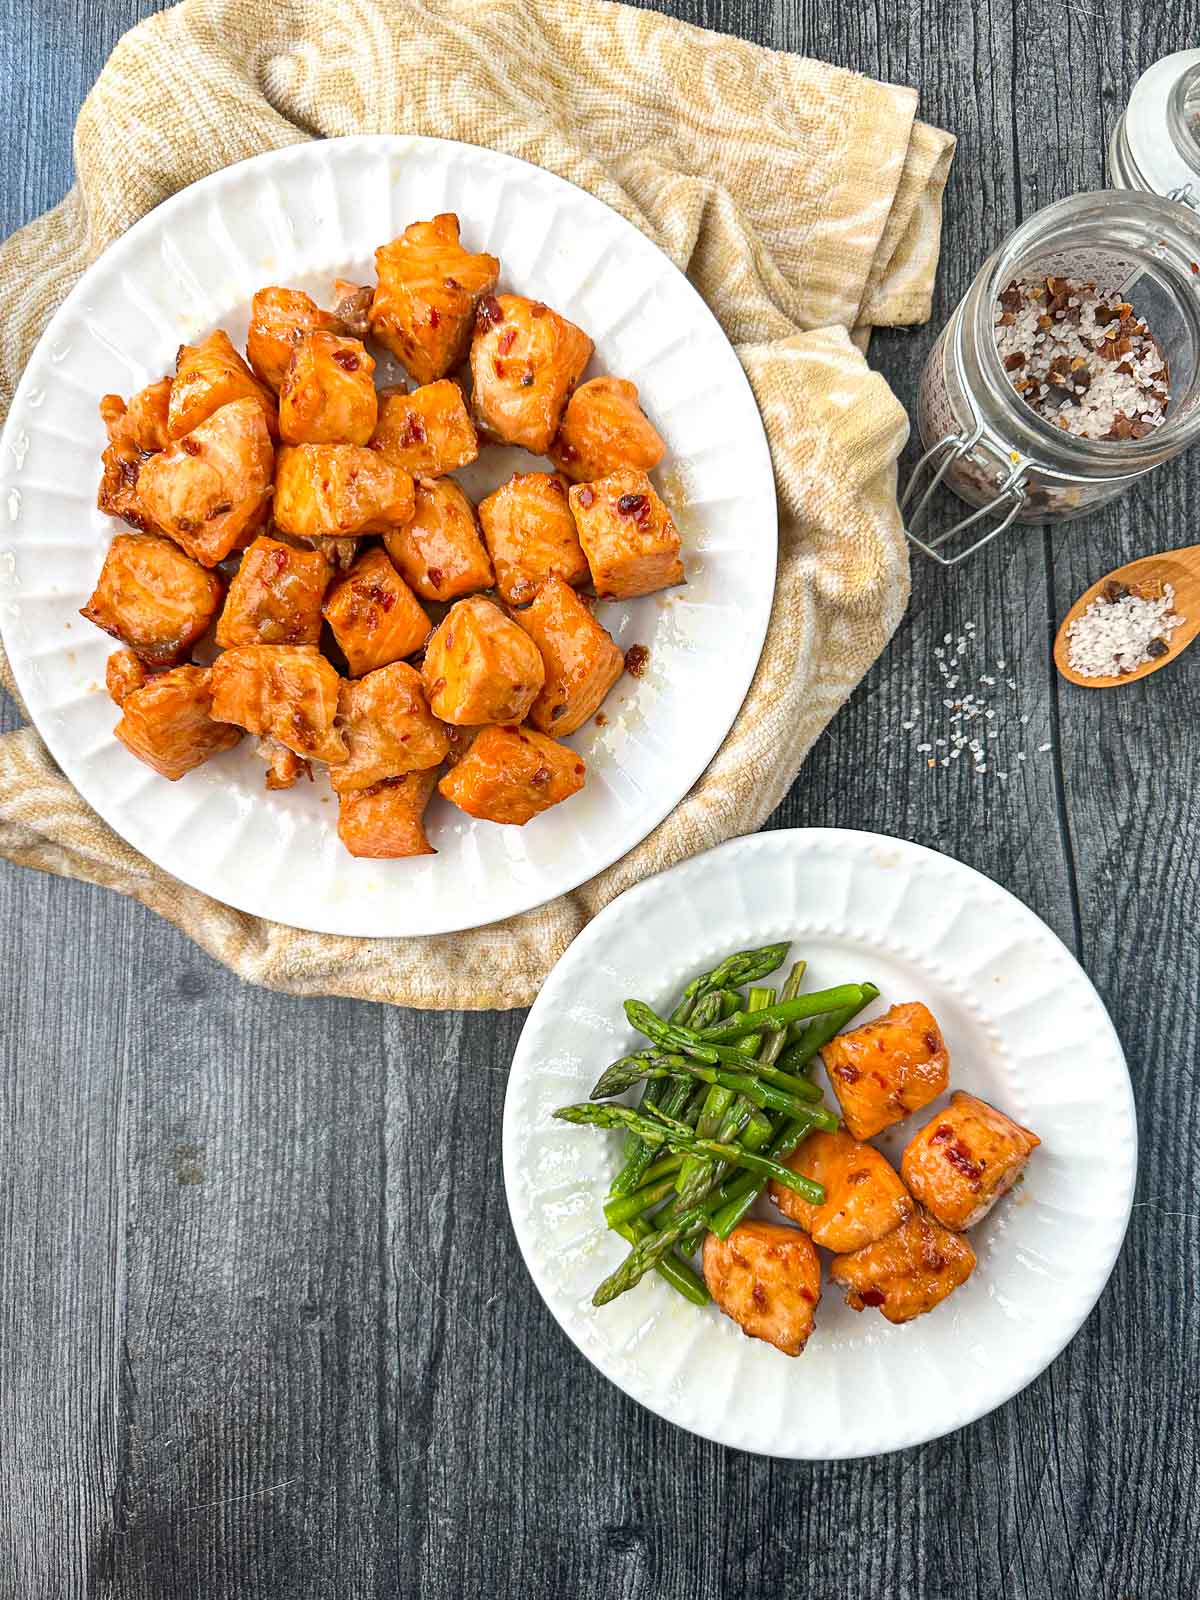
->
[[0, 0, 953, 1009]]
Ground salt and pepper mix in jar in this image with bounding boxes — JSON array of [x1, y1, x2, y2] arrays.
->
[[904, 191, 1200, 563]]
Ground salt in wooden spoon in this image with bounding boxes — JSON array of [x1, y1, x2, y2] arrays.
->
[[1054, 544, 1200, 688]]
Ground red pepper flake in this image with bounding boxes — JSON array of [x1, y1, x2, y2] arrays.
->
[[479, 294, 503, 327], [429, 307, 440, 329], [497, 328, 517, 356], [576, 487, 595, 508], [332, 349, 360, 372], [944, 1142, 983, 1183], [617, 492, 648, 517], [858, 1288, 886, 1307], [402, 415, 427, 446], [530, 765, 552, 787], [923, 1031, 940, 1054], [798, 1286, 815, 1304], [832, 1063, 860, 1084], [623, 643, 650, 679], [1191, 263, 1199, 276], [573, 762, 584, 776], [426, 566, 444, 589], [444, 276, 461, 290], [365, 582, 395, 613], [594, 711, 607, 726], [180, 437, 201, 457], [931, 1124, 955, 1143], [493, 359, 506, 380]]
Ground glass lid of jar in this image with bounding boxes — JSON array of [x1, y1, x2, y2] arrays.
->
[[1119, 50, 1200, 203]]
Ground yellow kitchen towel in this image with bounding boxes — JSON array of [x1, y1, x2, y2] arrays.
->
[[0, 0, 953, 1009]]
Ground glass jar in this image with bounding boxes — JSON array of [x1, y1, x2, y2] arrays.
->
[[1109, 50, 1200, 206], [904, 190, 1200, 564]]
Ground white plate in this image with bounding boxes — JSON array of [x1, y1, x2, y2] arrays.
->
[[502, 828, 1136, 1458], [0, 136, 776, 937]]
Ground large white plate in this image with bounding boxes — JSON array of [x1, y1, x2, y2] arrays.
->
[[502, 828, 1136, 1458], [0, 136, 776, 936]]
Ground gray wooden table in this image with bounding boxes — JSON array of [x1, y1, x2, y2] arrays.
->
[[2, 3, 1198, 1596]]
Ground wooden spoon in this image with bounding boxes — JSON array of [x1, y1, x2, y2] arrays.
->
[[1054, 544, 1200, 688]]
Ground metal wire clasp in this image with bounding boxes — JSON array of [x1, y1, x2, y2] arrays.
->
[[899, 426, 1029, 567]]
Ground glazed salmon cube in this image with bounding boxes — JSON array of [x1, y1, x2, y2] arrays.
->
[[438, 723, 584, 825], [97, 379, 174, 532], [478, 472, 589, 606], [550, 376, 665, 483], [470, 293, 593, 454], [370, 214, 500, 386], [273, 444, 414, 539], [830, 1209, 976, 1325], [278, 332, 377, 447], [105, 648, 149, 706], [331, 660, 449, 794], [569, 471, 684, 600], [901, 1092, 1040, 1231], [99, 437, 158, 533], [138, 397, 275, 566], [381, 478, 493, 603], [208, 643, 346, 765], [370, 381, 478, 477], [322, 547, 431, 675], [421, 595, 544, 725], [337, 768, 439, 858], [510, 576, 623, 737], [82, 532, 223, 666], [822, 1001, 949, 1142], [246, 286, 348, 391], [768, 1129, 914, 1253], [114, 664, 242, 779], [167, 329, 278, 440], [702, 1221, 821, 1357], [215, 534, 331, 649]]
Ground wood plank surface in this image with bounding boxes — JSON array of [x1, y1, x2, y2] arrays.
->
[[1, 2, 1198, 1596]]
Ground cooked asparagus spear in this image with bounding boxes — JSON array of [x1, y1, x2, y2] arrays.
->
[[553, 1102, 825, 1202], [700, 984, 866, 1043]]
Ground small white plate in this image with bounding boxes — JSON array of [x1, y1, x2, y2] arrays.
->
[[0, 135, 776, 936], [502, 828, 1136, 1458]]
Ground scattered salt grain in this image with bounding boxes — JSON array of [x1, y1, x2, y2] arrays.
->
[[903, 620, 1052, 780], [1065, 581, 1184, 678]]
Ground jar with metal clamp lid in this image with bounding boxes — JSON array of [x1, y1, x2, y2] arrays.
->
[[903, 190, 1200, 564], [1109, 50, 1200, 207]]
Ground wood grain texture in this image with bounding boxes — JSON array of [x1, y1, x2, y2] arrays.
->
[[2, 2, 1199, 1597]]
